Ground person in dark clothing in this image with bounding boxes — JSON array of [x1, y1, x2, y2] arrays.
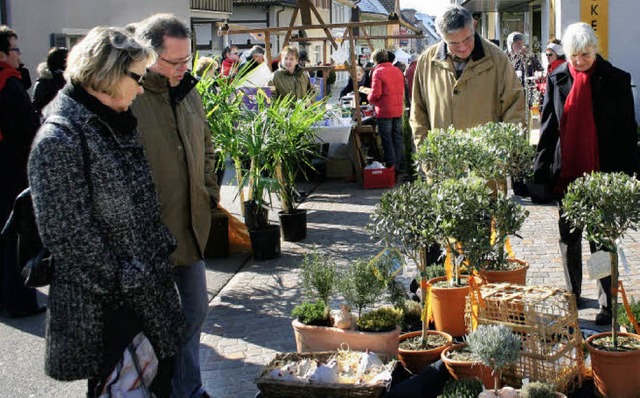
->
[[28, 26, 185, 396], [339, 65, 369, 104], [533, 22, 639, 326], [236, 45, 265, 79], [32, 47, 68, 116], [0, 25, 43, 317]]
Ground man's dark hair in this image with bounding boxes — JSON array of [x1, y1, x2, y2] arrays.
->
[[46, 47, 68, 72], [136, 14, 190, 53], [0, 25, 18, 54]]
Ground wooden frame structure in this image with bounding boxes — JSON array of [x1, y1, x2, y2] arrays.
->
[[218, 0, 423, 181]]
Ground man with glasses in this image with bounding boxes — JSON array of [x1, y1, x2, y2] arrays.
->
[[0, 26, 43, 317], [410, 5, 525, 147], [130, 14, 219, 398]]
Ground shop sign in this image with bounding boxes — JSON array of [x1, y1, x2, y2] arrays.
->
[[581, 0, 608, 58]]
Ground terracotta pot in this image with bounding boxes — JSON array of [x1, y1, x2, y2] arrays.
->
[[398, 330, 453, 375], [586, 332, 640, 398], [428, 276, 471, 337], [291, 319, 400, 356], [440, 343, 495, 389], [479, 259, 529, 285]]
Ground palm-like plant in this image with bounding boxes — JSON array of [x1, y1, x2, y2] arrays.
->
[[266, 93, 327, 214]]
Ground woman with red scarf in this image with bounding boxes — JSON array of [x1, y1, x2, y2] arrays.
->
[[533, 22, 639, 326]]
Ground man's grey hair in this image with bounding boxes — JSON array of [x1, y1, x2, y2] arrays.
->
[[436, 5, 473, 36], [248, 45, 265, 58], [562, 22, 598, 57], [66, 26, 155, 96], [135, 13, 190, 53]]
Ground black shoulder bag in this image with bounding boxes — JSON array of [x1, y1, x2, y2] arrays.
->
[[4, 119, 92, 287]]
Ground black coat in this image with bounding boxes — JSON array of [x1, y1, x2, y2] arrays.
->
[[533, 56, 639, 186], [0, 71, 40, 226]]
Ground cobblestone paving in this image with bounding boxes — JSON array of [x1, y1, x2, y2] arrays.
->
[[202, 179, 640, 398]]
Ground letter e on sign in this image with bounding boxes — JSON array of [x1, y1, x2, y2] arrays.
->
[[581, 0, 608, 59]]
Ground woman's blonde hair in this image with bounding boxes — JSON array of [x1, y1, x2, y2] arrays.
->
[[66, 26, 156, 96]]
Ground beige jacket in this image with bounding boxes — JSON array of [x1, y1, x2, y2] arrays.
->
[[410, 34, 526, 147], [132, 72, 219, 266]]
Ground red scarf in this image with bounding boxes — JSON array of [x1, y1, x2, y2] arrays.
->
[[558, 62, 599, 191], [0, 61, 22, 141]]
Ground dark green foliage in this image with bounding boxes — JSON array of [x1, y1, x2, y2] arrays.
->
[[438, 378, 484, 398], [338, 258, 387, 318], [291, 300, 329, 325], [356, 306, 403, 332], [519, 381, 556, 398], [300, 251, 337, 306], [562, 172, 640, 252], [616, 296, 640, 334]]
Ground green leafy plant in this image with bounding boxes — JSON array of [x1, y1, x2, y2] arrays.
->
[[338, 257, 387, 318], [356, 306, 403, 332], [300, 250, 337, 306], [438, 378, 484, 398], [519, 381, 556, 398], [291, 299, 330, 326], [562, 172, 640, 347], [466, 324, 521, 394], [267, 93, 327, 214], [616, 297, 640, 334], [367, 179, 442, 342]]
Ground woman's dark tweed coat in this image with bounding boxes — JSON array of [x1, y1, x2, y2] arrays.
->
[[28, 90, 186, 381]]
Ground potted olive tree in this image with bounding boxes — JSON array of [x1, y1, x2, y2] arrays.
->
[[415, 123, 532, 284], [561, 171, 640, 398], [266, 93, 326, 242], [368, 179, 454, 373], [291, 252, 403, 356]]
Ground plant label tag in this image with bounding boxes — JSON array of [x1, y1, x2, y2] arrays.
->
[[587, 251, 611, 280]]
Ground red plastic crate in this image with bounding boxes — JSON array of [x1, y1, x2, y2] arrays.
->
[[363, 166, 395, 189]]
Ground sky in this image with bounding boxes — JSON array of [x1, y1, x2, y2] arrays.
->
[[399, 0, 450, 16]]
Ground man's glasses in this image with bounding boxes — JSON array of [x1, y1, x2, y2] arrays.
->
[[446, 35, 474, 48], [7, 47, 20, 53], [159, 56, 193, 67], [126, 70, 145, 86]]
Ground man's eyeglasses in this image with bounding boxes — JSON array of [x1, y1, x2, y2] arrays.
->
[[159, 56, 193, 67], [446, 35, 474, 48], [126, 70, 145, 86], [7, 47, 20, 53]]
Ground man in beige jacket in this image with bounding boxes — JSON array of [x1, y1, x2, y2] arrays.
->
[[131, 14, 219, 398], [410, 5, 525, 147]]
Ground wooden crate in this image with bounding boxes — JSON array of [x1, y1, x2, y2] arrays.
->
[[465, 283, 584, 393]]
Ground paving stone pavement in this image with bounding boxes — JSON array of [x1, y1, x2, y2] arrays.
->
[[200, 178, 640, 398]]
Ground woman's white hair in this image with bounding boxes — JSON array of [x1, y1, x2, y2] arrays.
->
[[66, 26, 156, 96], [562, 22, 598, 56]]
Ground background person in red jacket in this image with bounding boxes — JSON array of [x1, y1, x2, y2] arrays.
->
[[367, 49, 406, 171]]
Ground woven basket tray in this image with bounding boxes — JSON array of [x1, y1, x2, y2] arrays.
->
[[255, 351, 393, 398]]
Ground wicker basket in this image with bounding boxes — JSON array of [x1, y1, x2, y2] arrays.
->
[[255, 351, 393, 398], [465, 283, 584, 394]]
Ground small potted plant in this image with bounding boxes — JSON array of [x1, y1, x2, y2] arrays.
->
[[439, 378, 484, 398], [562, 172, 640, 397], [291, 252, 403, 356], [466, 324, 521, 396], [519, 381, 567, 398], [266, 93, 326, 242]]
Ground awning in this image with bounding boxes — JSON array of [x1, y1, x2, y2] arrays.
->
[[460, 0, 534, 13]]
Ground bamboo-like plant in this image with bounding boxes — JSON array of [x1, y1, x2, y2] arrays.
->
[[562, 172, 640, 347]]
